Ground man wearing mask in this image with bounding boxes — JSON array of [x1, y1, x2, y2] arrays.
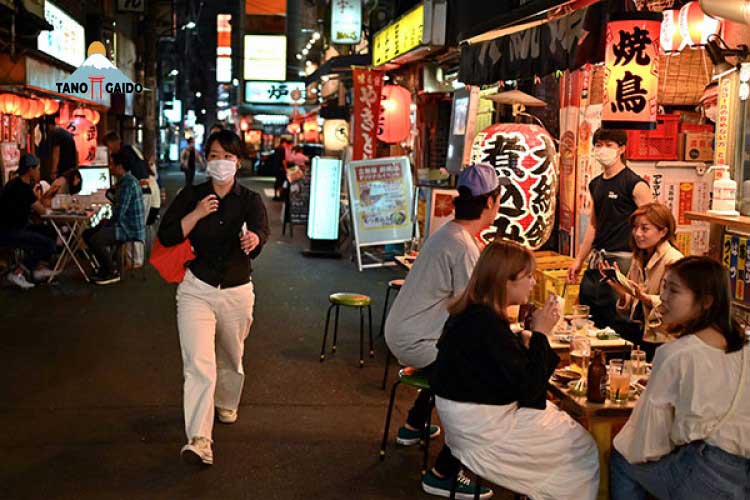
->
[[567, 129, 652, 328], [105, 131, 150, 180], [180, 138, 204, 187], [83, 152, 146, 285], [45, 114, 78, 179]]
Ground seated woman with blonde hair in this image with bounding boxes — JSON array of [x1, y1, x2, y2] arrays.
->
[[431, 239, 600, 500]]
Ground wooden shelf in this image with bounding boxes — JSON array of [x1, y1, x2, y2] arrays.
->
[[684, 211, 750, 231]]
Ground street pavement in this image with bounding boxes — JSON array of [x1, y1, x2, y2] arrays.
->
[[0, 170, 514, 500]]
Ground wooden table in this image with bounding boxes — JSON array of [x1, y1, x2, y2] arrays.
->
[[42, 204, 111, 282], [394, 254, 416, 270], [550, 337, 633, 365], [549, 377, 636, 499]]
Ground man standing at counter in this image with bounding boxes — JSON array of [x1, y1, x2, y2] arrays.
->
[[567, 129, 652, 328]]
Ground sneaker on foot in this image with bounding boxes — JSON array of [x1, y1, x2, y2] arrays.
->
[[396, 424, 440, 446], [421, 470, 493, 499], [216, 408, 238, 424], [180, 436, 213, 465], [7, 272, 35, 290], [32, 267, 59, 281], [92, 271, 120, 285]]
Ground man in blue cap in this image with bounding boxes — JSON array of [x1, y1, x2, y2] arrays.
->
[[384, 163, 501, 499], [0, 153, 58, 289]]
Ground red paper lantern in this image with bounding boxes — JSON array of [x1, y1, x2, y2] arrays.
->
[[42, 98, 60, 115], [66, 116, 97, 166], [24, 99, 44, 119], [602, 13, 661, 130], [377, 84, 411, 144], [660, 9, 684, 53], [16, 98, 30, 118], [287, 122, 301, 135], [470, 123, 559, 249], [679, 1, 721, 47], [0, 94, 18, 115]]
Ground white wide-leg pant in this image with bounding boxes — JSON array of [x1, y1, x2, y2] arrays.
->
[[176, 270, 255, 440]]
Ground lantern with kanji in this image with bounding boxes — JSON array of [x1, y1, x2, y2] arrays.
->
[[660, 9, 684, 53], [323, 119, 349, 152], [66, 116, 97, 165], [679, 1, 721, 48], [602, 13, 661, 130], [377, 84, 411, 144], [469, 123, 559, 250]]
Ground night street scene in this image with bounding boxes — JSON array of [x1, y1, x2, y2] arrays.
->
[[1, 0, 749, 499]]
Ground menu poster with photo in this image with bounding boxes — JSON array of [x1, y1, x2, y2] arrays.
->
[[428, 188, 458, 236], [346, 156, 414, 246]]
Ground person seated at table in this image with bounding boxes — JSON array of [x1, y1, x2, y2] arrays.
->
[[599, 203, 683, 360], [40, 169, 83, 206], [0, 153, 58, 289], [611, 256, 750, 500], [384, 163, 501, 498], [82, 152, 145, 285], [432, 239, 600, 500]]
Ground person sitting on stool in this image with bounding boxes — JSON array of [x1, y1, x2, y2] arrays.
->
[[83, 152, 145, 285]]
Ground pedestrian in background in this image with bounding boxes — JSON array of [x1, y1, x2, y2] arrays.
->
[[179, 138, 204, 187], [158, 129, 269, 466]]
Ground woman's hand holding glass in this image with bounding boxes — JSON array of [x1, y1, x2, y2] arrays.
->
[[531, 297, 560, 336]]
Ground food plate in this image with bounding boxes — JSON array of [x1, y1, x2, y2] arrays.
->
[[553, 334, 571, 343], [567, 380, 587, 396], [553, 369, 581, 383]]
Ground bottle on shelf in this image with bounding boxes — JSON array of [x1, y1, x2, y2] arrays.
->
[[708, 165, 739, 216]]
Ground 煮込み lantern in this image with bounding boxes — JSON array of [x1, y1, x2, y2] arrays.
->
[[469, 123, 559, 250], [602, 13, 661, 130], [323, 119, 349, 152], [679, 1, 721, 47], [377, 84, 411, 144], [66, 116, 97, 165], [660, 9, 684, 53]]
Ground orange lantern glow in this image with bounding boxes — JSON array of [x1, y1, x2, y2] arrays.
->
[[16, 97, 30, 118], [303, 120, 319, 143], [679, 1, 721, 47], [246, 129, 262, 146], [0, 94, 20, 115], [89, 109, 100, 125], [42, 98, 60, 115], [323, 119, 349, 152], [287, 122, 301, 135], [660, 9, 684, 53], [27, 99, 44, 119], [66, 116, 98, 165], [377, 84, 411, 144], [602, 13, 661, 130]]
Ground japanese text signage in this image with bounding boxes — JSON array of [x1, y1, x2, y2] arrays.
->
[[351, 68, 384, 161], [37, 1, 86, 68], [244, 81, 306, 104], [331, 0, 362, 44], [602, 14, 661, 130], [372, 3, 424, 66], [117, 0, 145, 13], [217, 14, 232, 83], [244, 35, 287, 81]]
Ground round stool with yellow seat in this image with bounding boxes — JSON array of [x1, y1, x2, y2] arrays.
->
[[320, 292, 373, 367]]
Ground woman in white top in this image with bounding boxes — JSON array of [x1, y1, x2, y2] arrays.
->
[[611, 256, 750, 499]]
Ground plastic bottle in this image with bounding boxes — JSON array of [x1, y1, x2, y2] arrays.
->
[[708, 165, 739, 215], [586, 350, 606, 403]]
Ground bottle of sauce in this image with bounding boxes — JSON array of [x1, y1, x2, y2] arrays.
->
[[586, 350, 606, 403]]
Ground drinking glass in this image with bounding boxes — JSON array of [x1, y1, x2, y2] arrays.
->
[[572, 304, 590, 317], [609, 359, 632, 403], [569, 335, 591, 375], [630, 349, 647, 376]]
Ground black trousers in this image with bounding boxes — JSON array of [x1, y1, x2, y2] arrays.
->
[[405, 364, 462, 478], [183, 166, 195, 187], [0, 224, 56, 270], [83, 223, 118, 274]]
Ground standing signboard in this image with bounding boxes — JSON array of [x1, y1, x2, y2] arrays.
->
[[308, 157, 343, 242], [346, 156, 414, 270], [288, 166, 312, 225]]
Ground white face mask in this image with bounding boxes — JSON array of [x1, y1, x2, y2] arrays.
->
[[704, 106, 717, 124], [206, 159, 237, 183], [594, 147, 620, 168]]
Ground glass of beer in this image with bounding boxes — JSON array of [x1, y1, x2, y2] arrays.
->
[[630, 349, 647, 376], [609, 359, 632, 403], [569, 335, 591, 375]]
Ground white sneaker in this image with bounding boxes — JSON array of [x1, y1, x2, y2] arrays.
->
[[180, 436, 213, 465], [216, 408, 238, 424], [7, 272, 35, 290], [32, 267, 59, 281]]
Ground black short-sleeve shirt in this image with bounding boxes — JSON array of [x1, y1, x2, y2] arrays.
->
[[589, 167, 648, 252], [0, 177, 37, 231], [51, 127, 78, 175], [158, 180, 270, 288]]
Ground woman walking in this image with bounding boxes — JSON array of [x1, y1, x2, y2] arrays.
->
[[158, 130, 269, 465]]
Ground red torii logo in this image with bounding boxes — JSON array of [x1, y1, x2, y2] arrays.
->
[[88, 75, 105, 100]]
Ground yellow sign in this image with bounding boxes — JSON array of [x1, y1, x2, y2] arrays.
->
[[372, 3, 424, 66]]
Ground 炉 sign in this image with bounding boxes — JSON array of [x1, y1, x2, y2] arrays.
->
[[37, 1, 85, 68], [245, 81, 306, 104]]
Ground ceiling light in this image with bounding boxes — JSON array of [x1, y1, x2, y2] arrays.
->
[[313, 32, 321, 40], [298, 70, 305, 77], [196, 91, 202, 98], [169, 69, 179, 76], [302, 48, 309, 55], [296, 54, 302, 60], [305, 60, 312, 66]]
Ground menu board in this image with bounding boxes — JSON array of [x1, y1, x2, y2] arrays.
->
[[372, 3, 424, 66], [0, 142, 20, 185], [346, 156, 414, 245], [288, 166, 312, 225], [307, 157, 343, 241]]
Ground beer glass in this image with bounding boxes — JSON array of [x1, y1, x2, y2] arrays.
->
[[569, 335, 591, 375], [609, 359, 632, 403], [630, 349, 647, 376]]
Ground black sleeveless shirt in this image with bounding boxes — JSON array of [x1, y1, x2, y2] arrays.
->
[[589, 167, 648, 253]]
